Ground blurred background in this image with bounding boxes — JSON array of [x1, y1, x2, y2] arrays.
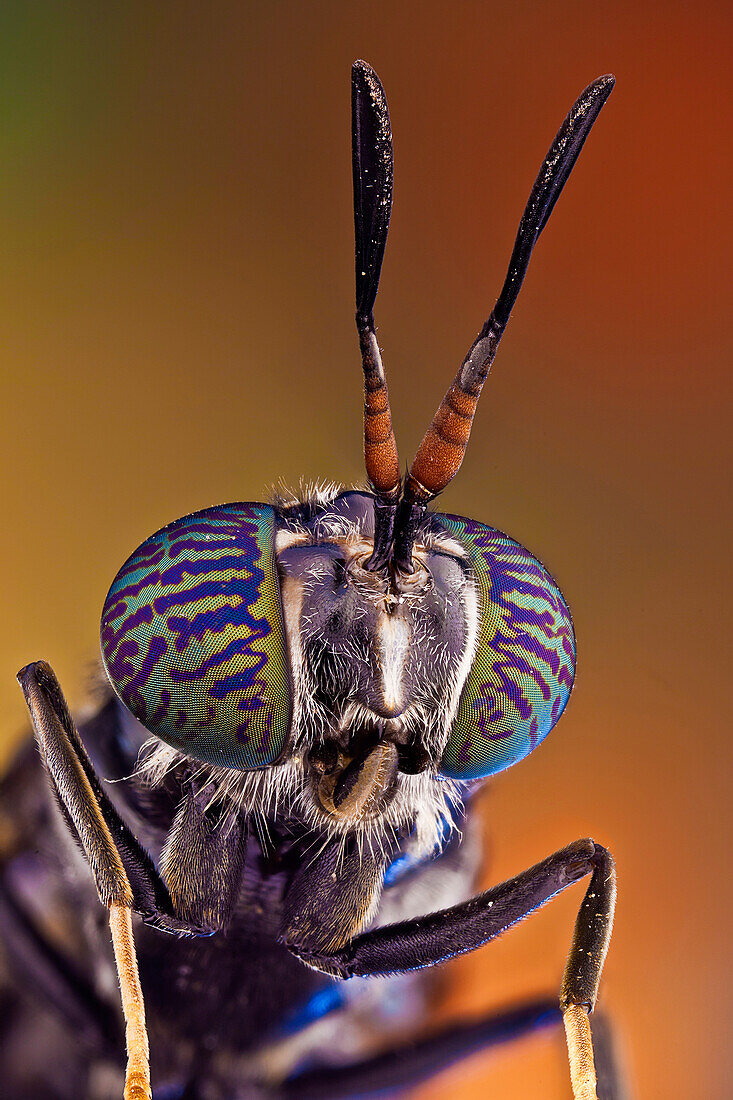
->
[[1, 3, 730, 1097]]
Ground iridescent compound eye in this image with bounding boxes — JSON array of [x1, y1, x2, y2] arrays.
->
[[437, 515, 576, 780], [100, 503, 291, 770]]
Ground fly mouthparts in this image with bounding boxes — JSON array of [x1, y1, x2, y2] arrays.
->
[[316, 741, 399, 821]]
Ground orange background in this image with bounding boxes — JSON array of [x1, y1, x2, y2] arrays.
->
[[2, 4, 731, 1098]]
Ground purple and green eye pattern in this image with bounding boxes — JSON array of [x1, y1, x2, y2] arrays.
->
[[100, 503, 291, 771], [437, 515, 576, 781]]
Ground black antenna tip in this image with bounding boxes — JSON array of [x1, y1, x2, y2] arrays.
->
[[352, 57, 393, 321], [579, 74, 616, 113], [351, 60, 382, 96], [352, 59, 376, 77]]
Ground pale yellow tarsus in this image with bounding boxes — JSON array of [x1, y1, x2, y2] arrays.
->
[[109, 903, 151, 1100], [563, 1004, 598, 1100]]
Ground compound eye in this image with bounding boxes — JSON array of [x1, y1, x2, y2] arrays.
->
[[100, 503, 291, 771], [435, 514, 576, 780]]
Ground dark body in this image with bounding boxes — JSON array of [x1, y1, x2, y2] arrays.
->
[[0, 687, 481, 1100]]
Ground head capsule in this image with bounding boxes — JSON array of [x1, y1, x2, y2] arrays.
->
[[100, 503, 291, 770]]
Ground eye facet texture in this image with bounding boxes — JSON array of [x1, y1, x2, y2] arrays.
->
[[437, 515, 576, 780], [101, 504, 291, 770]]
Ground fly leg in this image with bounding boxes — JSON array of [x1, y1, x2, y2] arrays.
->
[[278, 997, 559, 1099], [287, 838, 616, 1100], [17, 662, 250, 1100], [17, 661, 160, 1100], [278, 1002, 626, 1100], [560, 845, 618, 1100]]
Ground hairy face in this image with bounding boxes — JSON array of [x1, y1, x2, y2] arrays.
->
[[276, 492, 477, 830]]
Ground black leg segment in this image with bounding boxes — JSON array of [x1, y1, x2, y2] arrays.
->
[[17, 661, 198, 934], [279, 997, 559, 1099], [294, 839, 609, 980], [289, 837, 616, 1100]]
